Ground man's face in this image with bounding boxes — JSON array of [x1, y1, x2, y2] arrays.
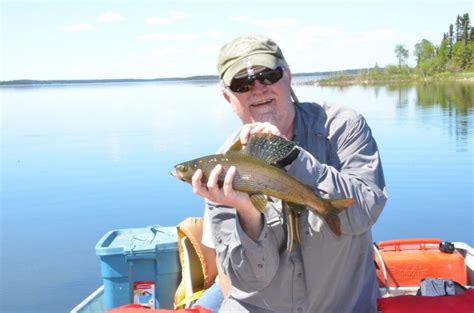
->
[[222, 66, 295, 135]]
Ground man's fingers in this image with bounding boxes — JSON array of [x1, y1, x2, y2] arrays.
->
[[240, 125, 252, 145], [207, 164, 223, 194], [192, 169, 207, 195], [250, 122, 281, 136], [223, 166, 236, 195], [240, 122, 282, 145]]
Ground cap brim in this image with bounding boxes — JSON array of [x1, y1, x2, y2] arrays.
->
[[222, 54, 279, 85]]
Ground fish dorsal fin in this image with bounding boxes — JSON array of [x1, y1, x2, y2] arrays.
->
[[250, 194, 268, 213], [241, 134, 296, 164]]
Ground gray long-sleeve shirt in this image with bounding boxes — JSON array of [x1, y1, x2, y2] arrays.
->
[[203, 102, 387, 313]]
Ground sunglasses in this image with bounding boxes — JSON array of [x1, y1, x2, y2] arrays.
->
[[229, 67, 284, 93]]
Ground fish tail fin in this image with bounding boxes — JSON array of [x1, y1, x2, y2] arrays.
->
[[321, 198, 354, 236]]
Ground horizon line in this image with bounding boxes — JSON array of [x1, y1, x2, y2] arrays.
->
[[0, 68, 369, 85]]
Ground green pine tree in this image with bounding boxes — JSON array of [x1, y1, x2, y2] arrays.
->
[[394, 44, 409, 67]]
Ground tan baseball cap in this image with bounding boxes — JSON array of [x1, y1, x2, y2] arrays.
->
[[217, 34, 286, 85]]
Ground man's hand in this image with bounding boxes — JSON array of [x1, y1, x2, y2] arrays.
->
[[191, 165, 263, 241], [192, 165, 251, 210]]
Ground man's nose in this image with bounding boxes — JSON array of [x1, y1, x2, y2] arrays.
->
[[251, 79, 267, 94]]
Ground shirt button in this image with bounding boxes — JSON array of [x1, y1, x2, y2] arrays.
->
[[257, 264, 263, 269], [305, 230, 309, 235], [217, 239, 222, 244]]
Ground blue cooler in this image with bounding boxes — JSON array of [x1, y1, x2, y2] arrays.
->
[[95, 225, 180, 310]]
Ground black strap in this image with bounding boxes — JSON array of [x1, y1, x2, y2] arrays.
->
[[276, 147, 300, 168]]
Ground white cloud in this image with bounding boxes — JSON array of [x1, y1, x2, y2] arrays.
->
[[208, 31, 224, 39], [140, 33, 197, 41], [147, 17, 173, 25], [97, 11, 126, 23], [147, 10, 191, 25], [152, 47, 179, 58], [169, 11, 190, 20], [196, 43, 221, 55], [258, 26, 344, 55], [301, 25, 344, 38], [229, 16, 250, 23], [57, 24, 95, 32], [228, 16, 298, 29], [357, 29, 396, 42], [252, 18, 299, 29]]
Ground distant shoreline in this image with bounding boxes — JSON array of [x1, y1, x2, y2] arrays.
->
[[0, 76, 219, 87], [0, 69, 365, 86], [309, 71, 474, 86]]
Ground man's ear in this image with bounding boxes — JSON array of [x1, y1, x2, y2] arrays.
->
[[286, 69, 292, 84], [220, 82, 231, 103]]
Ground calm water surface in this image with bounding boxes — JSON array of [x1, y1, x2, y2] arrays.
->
[[1, 80, 473, 312]]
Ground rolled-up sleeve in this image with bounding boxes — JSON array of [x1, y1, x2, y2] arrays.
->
[[288, 115, 387, 235], [206, 203, 281, 292]]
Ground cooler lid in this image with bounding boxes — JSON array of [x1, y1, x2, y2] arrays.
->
[[95, 225, 177, 256]]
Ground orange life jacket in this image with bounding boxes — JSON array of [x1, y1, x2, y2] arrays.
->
[[173, 217, 217, 309]]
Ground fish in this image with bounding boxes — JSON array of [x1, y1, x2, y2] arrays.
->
[[172, 133, 354, 236]]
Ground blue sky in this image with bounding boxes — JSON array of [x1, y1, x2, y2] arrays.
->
[[1, 0, 472, 80]]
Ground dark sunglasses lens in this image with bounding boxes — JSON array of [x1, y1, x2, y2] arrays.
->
[[258, 68, 283, 85], [229, 67, 283, 93], [230, 77, 252, 92]]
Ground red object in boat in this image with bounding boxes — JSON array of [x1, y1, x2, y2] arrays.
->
[[375, 238, 467, 287], [377, 289, 474, 313]]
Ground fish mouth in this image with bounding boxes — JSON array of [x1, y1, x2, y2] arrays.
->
[[171, 170, 187, 182]]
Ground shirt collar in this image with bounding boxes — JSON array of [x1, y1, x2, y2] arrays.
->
[[291, 102, 326, 145]]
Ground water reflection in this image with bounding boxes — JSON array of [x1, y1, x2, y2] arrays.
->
[[415, 82, 473, 114], [380, 84, 410, 109], [355, 82, 473, 147]]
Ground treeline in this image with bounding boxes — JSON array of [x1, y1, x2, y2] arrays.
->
[[386, 12, 473, 76]]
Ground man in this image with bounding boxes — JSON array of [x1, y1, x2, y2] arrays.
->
[[193, 34, 387, 313]]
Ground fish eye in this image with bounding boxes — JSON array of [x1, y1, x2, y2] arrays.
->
[[178, 165, 188, 172]]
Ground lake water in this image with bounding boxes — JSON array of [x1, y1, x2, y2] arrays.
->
[[1, 80, 473, 312]]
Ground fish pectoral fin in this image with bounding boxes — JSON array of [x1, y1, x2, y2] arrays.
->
[[226, 137, 244, 152], [249, 194, 268, 213]]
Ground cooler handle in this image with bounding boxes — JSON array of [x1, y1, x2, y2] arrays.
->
[[378, 238, 441, 251]]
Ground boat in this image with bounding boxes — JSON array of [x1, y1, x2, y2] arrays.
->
[[71, 222, 474, 313]]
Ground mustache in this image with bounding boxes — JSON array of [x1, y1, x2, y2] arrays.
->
[[248, 93, 275, 106]]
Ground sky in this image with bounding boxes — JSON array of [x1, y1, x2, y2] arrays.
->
[[1, 0, 472, 81]]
